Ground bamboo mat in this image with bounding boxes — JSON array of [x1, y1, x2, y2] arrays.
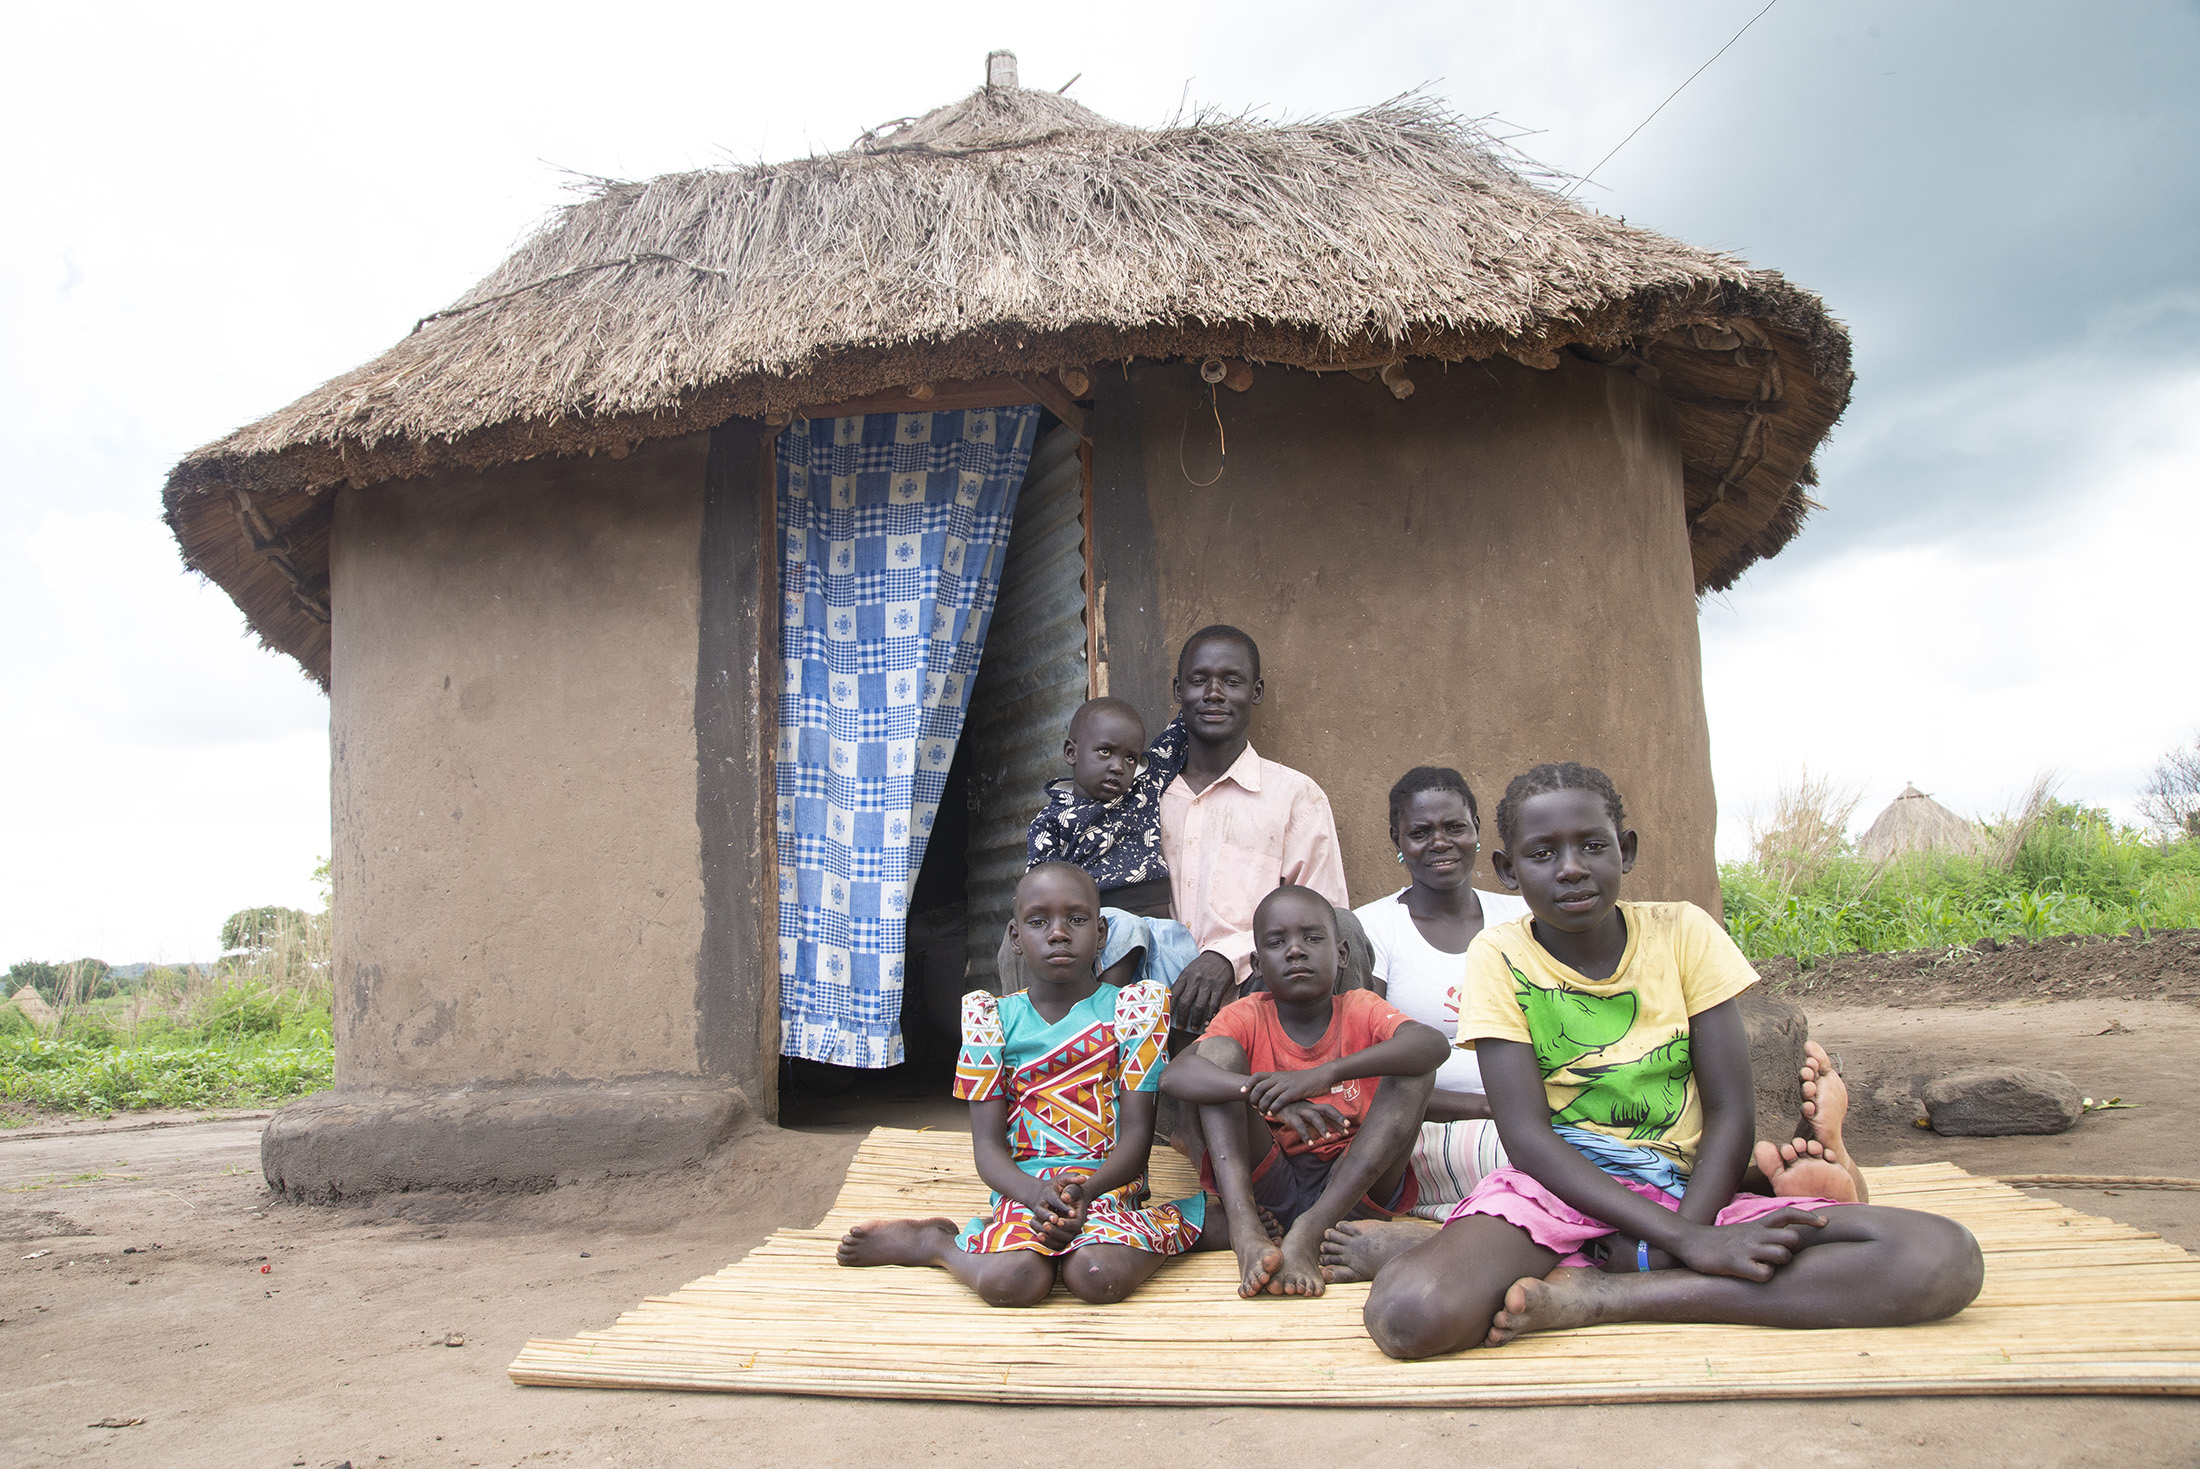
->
[[509, 1127, 2200, 1405]]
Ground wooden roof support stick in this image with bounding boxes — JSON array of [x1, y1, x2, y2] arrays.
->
[[1014, 372, 1090, 442]]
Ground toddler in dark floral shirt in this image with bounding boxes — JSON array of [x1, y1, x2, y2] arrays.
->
[[1006, 700, 1197, 992]]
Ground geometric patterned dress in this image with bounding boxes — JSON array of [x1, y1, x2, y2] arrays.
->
[[951, 979, 1206, 1256]]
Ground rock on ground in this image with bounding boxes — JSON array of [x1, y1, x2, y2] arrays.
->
[[1923, 1065, 2084, 1136]]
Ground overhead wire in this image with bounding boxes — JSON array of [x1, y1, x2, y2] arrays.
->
[[1557, 0, 1782, 201]]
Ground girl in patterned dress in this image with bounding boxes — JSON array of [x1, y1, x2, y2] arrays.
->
[[837, 862, 1235, 1306]]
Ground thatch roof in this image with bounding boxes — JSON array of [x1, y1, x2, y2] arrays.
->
[[164, 74, 1854, 687], [1858, 784, 1984, 863]]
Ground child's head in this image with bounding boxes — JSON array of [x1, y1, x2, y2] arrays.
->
[[1010, 861, 1107, 980], [1387, 766, 1481, 892], [1490, 763, 1637, 934], [1063, 697, 1147, 802], [1250, 884, 1342, 1007], [1172, 625, 1262, 744]]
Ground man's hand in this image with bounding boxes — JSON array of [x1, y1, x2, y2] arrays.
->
[[1244, 1066, 1333, 1115], [1268, 1100, 1353, 1148], [1171, 950, 1237, 1033]]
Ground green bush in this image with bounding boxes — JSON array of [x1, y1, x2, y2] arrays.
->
[[0, 1033, 333, 1114], [0, 978, 334, 1116], [186, 980, 327, 1042], [1723, 803, 2200, 965], [57, 1013, 121, 1049]]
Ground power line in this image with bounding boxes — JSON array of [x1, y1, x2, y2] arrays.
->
[[1559, 0, 1781, 200]]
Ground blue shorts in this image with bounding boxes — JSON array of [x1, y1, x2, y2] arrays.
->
[[1099, 909, 1200, 995]]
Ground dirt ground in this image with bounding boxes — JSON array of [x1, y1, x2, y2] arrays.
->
[[1753, 928, 2200, 1008], [5, 994, 2199, 1468]]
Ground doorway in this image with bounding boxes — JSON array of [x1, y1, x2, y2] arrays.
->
[[781, 411, 1093, 1107]]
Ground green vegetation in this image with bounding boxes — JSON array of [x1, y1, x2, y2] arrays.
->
[[2, 885, 333, 1121], [5, 957, 118, 1002], [1722, 787, 2200, 966]]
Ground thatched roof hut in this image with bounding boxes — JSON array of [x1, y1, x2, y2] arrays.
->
[[1859, 784, 1984, 863], [181, 58, 1855, 1197], [167, 79, 1848, 689]]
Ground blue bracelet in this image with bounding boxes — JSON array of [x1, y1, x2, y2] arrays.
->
[[1637, 1238, 1651, 1273]]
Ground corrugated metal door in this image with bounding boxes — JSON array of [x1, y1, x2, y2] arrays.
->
[[960, 422, 1090, 991]]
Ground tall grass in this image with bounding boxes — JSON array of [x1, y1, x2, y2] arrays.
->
[[1, 907, 333, 1118], [1723, 786, 2200, 965]]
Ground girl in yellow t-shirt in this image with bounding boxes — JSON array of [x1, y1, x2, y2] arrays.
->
[[1357, 762, 1985, 1360]]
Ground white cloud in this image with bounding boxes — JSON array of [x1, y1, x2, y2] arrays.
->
[[0, 511, 328, 962], [1702, 370, 2200, 855]]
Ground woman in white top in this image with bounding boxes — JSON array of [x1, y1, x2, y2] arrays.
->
[[1349, 766, 1528, 1221]]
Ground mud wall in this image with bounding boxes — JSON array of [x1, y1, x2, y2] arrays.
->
[[1091, 358, 1720, 912], [328, 432, 717, 1091]]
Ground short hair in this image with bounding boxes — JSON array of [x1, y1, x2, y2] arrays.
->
[[1017, 860, 1100, 909], [1252, 883, 1337, 935], [1176, 624, 1261, 681], [1494, 763, 1628, 850], [1067, 696, 1145, 744], [1387, 766, 1480, 832]]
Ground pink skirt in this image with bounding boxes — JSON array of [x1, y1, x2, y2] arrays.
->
[[1447, 1165, 1844, 1268]]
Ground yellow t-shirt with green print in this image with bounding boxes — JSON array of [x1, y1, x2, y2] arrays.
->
[[1455, 901, 1758, 1172]]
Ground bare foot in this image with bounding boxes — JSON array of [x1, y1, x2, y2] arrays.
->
[[1232, 1214, 1283, 1297], [1258, 1205, 1285, 1244], [1754, 1138, 1857, 1203], [836, 1217, 958, 1268], [1799, 1040, 1868, 1203], [1273, 1223, 1327, 1296], [1319, 1217, 1437, 1283], [1484, 1267, 1614, 1346]]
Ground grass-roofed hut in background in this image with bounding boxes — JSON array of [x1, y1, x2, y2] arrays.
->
[[164, 54, 1852, 1198], [1859, 784, 1986, 864]]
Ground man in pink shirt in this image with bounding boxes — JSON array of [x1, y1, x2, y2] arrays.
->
[[1161, 625, 1350, 1033]]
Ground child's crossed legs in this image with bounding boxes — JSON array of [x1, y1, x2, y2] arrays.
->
[[1191, 1034, 1433, 1298], [1361, 1200, 1983, 1359]]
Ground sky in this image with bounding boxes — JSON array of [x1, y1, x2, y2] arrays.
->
[[3, 0, 2196, 962]]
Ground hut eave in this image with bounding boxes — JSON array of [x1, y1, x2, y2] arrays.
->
[[162, 88, 1853, 687]]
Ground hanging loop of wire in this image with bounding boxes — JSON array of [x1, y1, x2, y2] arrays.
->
[[1178, 382, 1226, 487]]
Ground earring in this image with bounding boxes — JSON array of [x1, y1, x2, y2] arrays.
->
[[1396, 852, 1405, 864]]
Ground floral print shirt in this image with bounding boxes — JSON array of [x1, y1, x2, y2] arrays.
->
[[1024, 715, 1188, 892]]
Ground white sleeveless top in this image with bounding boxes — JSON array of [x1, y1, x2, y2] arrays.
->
[[1353, 885, 1531, 1093]]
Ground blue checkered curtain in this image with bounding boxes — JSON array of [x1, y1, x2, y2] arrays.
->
[[775, 407, 1042, 1066]]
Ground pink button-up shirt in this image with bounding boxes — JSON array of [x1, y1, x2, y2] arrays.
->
[[1160, 742, 1350, 983]]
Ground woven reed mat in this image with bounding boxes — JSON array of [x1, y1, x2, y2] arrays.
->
[[509, 1126, 2200, 1405]]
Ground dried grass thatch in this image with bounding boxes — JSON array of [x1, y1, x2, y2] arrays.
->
[[164, 79, 1853, 687], [1858, 784, 1986, 864]]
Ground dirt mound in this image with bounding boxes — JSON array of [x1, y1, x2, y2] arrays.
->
[[1753, 929, 2200, 1008]]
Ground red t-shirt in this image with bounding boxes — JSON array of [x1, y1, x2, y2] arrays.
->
[[1203, 989, 1413, 1159]]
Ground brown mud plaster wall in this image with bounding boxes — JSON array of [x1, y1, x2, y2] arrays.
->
[[1093, 360, 1719, 912], [330, 432, 713, 1089]]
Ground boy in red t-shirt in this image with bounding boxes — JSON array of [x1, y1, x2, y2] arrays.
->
[[1162, 884, 1449, 1298]]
